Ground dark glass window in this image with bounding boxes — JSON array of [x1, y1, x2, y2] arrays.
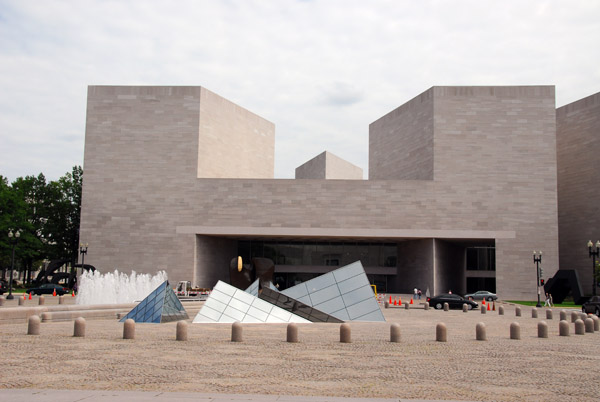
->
[[466, 247, 495, 271]]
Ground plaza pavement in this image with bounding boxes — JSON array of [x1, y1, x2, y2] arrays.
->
[[0, 295, 598, 402]]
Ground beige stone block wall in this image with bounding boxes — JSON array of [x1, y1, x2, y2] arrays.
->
[[295, 151, 363, 179], [197, 88, 275, 178], [557, 92, 600, 295]]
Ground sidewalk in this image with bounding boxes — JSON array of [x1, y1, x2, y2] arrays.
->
[[0, 389, 475, 402]]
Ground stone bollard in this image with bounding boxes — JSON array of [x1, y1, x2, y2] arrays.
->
[[0, 295, 4, 306], [287, 322, 298, 343], [571, 311, 578, 323], [462, 304, 468, 313], [546, 309, 553, 320], [584, 318, 594, 333], [538, 321, 548, 338], [384, 301, 389, 309], [176, 321, 188, 341], [424, 302, 429, 310], [231, 321, 243, 342], [559, 310, 567, 321], [404, 302, 409, 310], [510, 322, 520, 340], [476, 322, 486, 341], [515, 306, 521, 317], [436, 323, 447, 342], [579, 312, 587, 321], [27, 315, 40, 335], [58, 295, 65, 305], [443, 302, 449, 311], [18, 297, 25, 306], [531, 308, 538, 318], [480, 305, 486, 314], [574, 319, 584, 335], [559, 320, 570, 336], [592, 315, 600, 332], [73, 317, 86, 337], [123, 318, 135, 340], [340, 323, 351, 343], [38, 295, 45, 305], [499, 306, 504, 315], [390, 323, 401, 343]]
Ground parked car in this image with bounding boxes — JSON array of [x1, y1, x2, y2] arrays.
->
[[0, 280, 7, 295], [26, 284, 68, 296], [464, 290, 498, 301], [582, 295, 600, 316], [427, 293, 478, 310]]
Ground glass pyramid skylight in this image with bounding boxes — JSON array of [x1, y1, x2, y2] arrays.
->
[[120, 280, 189, 323]]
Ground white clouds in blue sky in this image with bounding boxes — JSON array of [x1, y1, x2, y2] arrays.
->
[[1, 0, 599, 181]]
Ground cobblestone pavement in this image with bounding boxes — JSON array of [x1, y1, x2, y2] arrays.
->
[[0, 302, 598, 402]]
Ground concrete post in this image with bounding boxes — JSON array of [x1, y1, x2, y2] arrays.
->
[[384, 301, 389, 309], [546, 309, 552, 320], [559, 320, 570, 336], [404, 302, 409, 310], [18, 297, 24, 306], [0, 295, 4, 306], [574, 319, 585, 335], [390, 323, 401, 343], [176, 321, 188, 341], [510, 322, 520, 340], [531, 308, 538, 318], [571, 311, 578, 323], [498, 306, 504, 315], [462, 304, 468, 313], [476, 322, 486, 341], [436, 323, 447, 342], [592, 315, 600, 331], [123, 318, 135, 339], [231, 321, 243, 342], [538, 321, 548, 338], [27, 315, 40, 335], [515, 306, 521, 317], [424, 302, 429, 310], [579, 312, 587, 321], [73, 317, 86, 337], [287, 323, 298, 343], [58, 295, 65, 305], [480, 305, 486, 314], [443, 303, 449, 311], [559, 310, 567, 321], [38, 296, 45, 305], [584, 318, 594, 333], [340, 323, 351, 343]]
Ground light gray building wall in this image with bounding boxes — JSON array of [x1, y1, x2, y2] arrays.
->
[[557, 91, 600, 295], [295, 151, 363, 180], [80, 85, 560, 300]]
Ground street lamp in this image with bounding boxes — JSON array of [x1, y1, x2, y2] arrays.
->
[[587, 240, 600, 296], [533, 250, 542, 307], [79, 242, 88, 270], [7, 229, 21, 300]]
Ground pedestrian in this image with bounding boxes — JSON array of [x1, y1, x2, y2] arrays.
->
[[544, 292, 551, 307], [413, 287, 418, 300], [417, 289, 422, 300]]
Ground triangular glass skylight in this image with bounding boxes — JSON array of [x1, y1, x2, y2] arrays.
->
[[120, 280, 189, 323]]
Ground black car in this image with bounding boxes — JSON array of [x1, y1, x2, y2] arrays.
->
[[26, 284, 68, 296], [0, 279, 7, 295], [427, 293, 478, 310], [582, 296, 600, 316]]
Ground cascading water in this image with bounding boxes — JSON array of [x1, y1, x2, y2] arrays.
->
[[76, 270, 168, 305]]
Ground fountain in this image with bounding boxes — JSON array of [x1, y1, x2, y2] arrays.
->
[[76, 270, 168, 305]]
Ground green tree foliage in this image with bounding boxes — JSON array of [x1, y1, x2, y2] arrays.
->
[[0, 167, 82, 283]]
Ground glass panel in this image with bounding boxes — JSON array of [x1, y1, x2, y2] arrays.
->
[[233, 288, 255, 305], [346, 298, 379, 320], [198, 306, 222, 321], [309, 284, 340, 305], [222, 306, 245, 321], [228, 297, 250, 314], [304, 272, 335, 293], [354, 309, 385, 322], [246, 306, 269, 322], [313, 296, 345, 315], [337, 273, 370, 294], [341, 285, 375, 307], [332, 262, 364, 282]]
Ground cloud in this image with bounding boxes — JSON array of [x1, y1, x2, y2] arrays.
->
[[0, 0, 599, 181]]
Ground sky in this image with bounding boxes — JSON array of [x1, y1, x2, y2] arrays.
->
[[1, 0, 599, 182]]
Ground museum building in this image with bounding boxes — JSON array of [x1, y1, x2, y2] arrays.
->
[[79, 85, 599, 300]]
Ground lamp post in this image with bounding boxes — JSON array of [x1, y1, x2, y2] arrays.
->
[[7, 229, 21, 300], [533, 250, 542, 307], [587, 240, 600, 296], [79, 243, 88, 271]]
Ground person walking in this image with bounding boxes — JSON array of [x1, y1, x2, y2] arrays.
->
[[544, 292, 551, 307], [413, 287, 418, 300]]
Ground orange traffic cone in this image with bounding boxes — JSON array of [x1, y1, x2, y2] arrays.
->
[[487, 303, 490, 311], [482, 299, 485, 305], [410, 298, 414, 305], [389, 295, 392, 304], [398, 297, 402, 305], [393, 298, 397, 306], [72, 290, 75, 297], [28, 293, 32, 300], [23, 293, 26, 300], [52, 289, 57, 296]]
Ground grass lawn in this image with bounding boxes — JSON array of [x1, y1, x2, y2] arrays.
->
[[506, 300, 581, 308]]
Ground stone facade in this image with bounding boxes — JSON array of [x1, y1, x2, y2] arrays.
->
[[80, 85, 562, 300], [295, 151, 363, 180], [557, 92, 600, 295]]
